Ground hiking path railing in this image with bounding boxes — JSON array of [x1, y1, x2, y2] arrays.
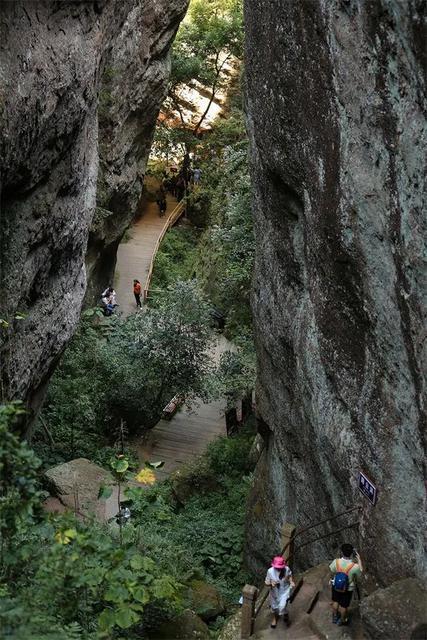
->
[[143, 199, 186, 302], [241, 505, 361, 639]]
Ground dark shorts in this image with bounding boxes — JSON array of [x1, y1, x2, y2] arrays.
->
[[331, 588, 353, 609]]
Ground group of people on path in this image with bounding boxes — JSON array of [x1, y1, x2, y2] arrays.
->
[[265, 542, 362, 630], [100, 279, 142, 315], [156, 153, 202, 217]]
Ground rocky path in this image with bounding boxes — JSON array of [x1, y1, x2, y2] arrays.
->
[[252, 564, 364, 640], [114, 192, 178, 317]]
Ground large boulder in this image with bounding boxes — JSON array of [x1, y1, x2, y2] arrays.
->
[[189, 579, 226, 621], [150, 609, 210, 639], [44, 458, 117, 521], [171, 459, 220, 505], [360, 578, 427, 639]]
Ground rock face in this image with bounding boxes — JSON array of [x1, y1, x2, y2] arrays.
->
[[188, 579, 226, 621], [44, 457, 117, 520], [0, 0, 187, 430], [244, 0, 426, 586], [86, 0, 188, 300], [149, 609, 210, 640], [360, 578, 427, 639]]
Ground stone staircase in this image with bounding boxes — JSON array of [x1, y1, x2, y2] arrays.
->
[[252, 563, 365, 640]]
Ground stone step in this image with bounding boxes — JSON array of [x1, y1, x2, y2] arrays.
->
[[292, 581, 320, 615]]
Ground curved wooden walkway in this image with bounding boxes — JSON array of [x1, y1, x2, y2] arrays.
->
[[113, 192, 228, 479], [114, 193, 179, 316]]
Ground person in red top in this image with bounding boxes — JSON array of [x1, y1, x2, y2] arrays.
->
[[133, 279, 142, 308]]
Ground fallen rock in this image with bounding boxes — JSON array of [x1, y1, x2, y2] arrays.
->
[[150, 609, 210, 639], [44, 458, 117, 521], [360, 578, 427, 639], [189, 579, 226, 621]]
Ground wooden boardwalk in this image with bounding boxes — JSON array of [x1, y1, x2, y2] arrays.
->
[[135, 334, 230, 480], [114, 193, 177, 317], [113, 196, 229, 479]]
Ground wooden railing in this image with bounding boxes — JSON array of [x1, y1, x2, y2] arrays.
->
[[143, 199, 186, 302], [241, 506, 361, 639]]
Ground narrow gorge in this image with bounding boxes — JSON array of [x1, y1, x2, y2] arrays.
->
[[0, 1, 425, 639], [245, 0, 426, 587]]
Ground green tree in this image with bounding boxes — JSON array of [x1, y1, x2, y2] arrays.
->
[[105, 281, 213, 431], [166, 0, 243, 137]]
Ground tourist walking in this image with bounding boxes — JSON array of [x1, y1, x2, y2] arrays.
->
[[265, 556, 295, 629], [133, 279, 142, 308], [330, 543, 363, 626]]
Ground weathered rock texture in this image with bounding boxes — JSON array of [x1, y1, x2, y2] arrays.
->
[[44, 457, 117, 520], [86, 0, 188, 300], [360, 578, 427, 639], [245, 0, 426, 586], [0, 0, 187, 429]]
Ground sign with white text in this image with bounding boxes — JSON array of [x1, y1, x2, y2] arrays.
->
[[358, 471, 377, 505]]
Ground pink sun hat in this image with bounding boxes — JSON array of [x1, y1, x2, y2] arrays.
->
[[271, 556, 286, 569]]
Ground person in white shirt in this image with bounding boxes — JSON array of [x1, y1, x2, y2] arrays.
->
[[101, 286, 116, 316], [265, 555, 295, 629]]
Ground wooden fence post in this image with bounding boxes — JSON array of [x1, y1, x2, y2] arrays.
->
[[241, 584, 258, 639], [281, 522, 297, 565]]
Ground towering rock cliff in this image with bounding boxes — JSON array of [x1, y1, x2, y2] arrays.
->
[[245, 0, 426, 585], [0, 0, 187, 430]]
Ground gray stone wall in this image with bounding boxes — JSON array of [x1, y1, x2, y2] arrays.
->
[[0, 0, 187, 430], [244, 0, 426, 585]]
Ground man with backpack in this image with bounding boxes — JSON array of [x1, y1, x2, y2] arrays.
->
[[330, 543, 363, 626]]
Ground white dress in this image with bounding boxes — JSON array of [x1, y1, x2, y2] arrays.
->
[[265, 566, 292, 615]]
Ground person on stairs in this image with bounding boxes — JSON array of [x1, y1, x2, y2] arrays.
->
[[265, 555, 295, 629], [330, 543, 363, 626], [133, 279, 142, 308]]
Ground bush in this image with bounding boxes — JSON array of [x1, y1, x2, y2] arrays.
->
[[127, 429, 256, 606], [205, 431, 254, 477], [33, 282, 214, 467], [0, 406, 183, 638]]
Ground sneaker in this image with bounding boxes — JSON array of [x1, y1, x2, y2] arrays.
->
[[332, 613, 340, 624], [338, 617, 349, 626]]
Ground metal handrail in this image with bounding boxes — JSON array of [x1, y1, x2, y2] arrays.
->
[[253, 506, 360, 618]]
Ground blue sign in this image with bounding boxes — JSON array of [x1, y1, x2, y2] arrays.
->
[[358, 471, 377, 505]]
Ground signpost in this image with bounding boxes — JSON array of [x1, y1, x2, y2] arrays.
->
[[358, 471, 377, 505]]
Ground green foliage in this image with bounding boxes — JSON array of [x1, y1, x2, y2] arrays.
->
[[104, 281, 213, 431], [127, 430, 255, 606], [165, 0, 244, 140], [0, 402, 43, 564], [150, 226, 199, 292], [2, 516, 182, 638], [205, 429, 254, 477], [0, 407, 182, 638], [33, 282, 214, 468]]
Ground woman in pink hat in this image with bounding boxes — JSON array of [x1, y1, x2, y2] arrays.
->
[[265, 555, 295, 629]]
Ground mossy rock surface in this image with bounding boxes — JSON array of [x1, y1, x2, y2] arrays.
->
[[150, 609, 210, 639], [217, 609, 241, 640], [189, 579, 226, 621], [171, 458, 220, 505]]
